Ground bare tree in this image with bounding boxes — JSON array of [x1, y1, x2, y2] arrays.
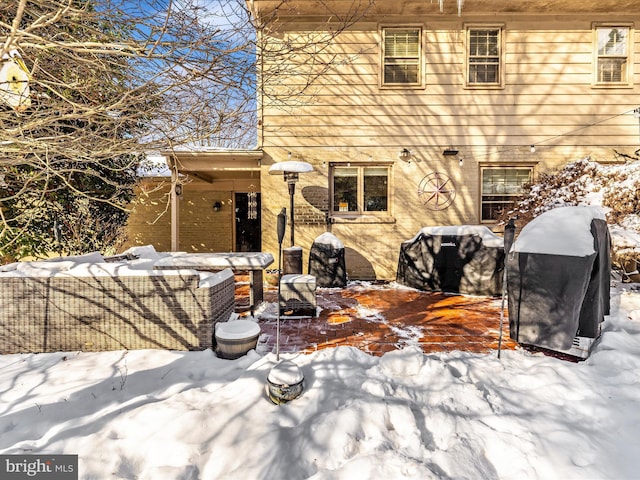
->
[[0, 0, 372, 260]]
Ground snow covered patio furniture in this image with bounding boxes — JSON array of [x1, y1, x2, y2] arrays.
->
[[153, 251, 274, 314], [0, 252, 235, 354], [396, 226, 505, 296], [214, 319, 261, 359], [279, 274, 317, 316], [507, 206, 611, 359]]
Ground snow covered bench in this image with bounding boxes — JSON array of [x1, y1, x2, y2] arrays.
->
[[0, 250, 235, 354]]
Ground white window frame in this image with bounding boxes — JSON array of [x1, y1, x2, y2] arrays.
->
[[380, 26, 424, 88], [330, 163, 392, 218], [593, 23, 633, 88], [464, 24, 505, 89], [480, 166, 533, 223]]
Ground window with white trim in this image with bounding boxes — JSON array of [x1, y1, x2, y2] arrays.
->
[[481, 167, 532, 222], [331, 164, 390, 215], [595, 26, 631, 85], [466, 26, 503, 87], [382, 27, 422, 86]]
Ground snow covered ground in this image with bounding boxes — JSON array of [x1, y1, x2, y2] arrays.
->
[[0, 279, 639, 479], [1, 158, 639, 479]]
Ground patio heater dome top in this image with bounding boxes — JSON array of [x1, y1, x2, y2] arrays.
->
[[268, 161, 313, 175]]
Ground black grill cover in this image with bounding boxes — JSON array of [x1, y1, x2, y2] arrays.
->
[[309, 232, 347, 287], [507, 206, 611, 351], [396, 226, 505, 296]]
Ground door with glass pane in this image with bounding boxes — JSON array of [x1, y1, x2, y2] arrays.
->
[[234, 192, 261, 252]]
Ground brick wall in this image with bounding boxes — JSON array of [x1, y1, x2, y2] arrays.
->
[[122, 180, 172, 251], [178, 189, 233, 252], [122, 179, 234, 253]]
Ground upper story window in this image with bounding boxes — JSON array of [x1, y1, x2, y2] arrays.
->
[[381, 27, 422, 87], [594, 25, 632, 86], [466, 25, 504, 88], [331, 164, 390, 215]]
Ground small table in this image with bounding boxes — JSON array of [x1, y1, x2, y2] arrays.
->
[[154, 252, 274, 314]]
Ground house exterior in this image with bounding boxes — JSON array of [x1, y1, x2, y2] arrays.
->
[[252, 0, 640, 280], [127, 0, 639, 281], [123, 150, 262, 254]]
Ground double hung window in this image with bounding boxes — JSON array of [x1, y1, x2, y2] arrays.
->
[[466, 26, 503, 87], [595, 26, 631, 86], [382, 27, 422, 86]]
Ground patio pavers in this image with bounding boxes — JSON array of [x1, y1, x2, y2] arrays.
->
[[234, 278, 517, 356]]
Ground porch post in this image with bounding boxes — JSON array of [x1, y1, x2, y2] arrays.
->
[[171, 169, 180, 252]]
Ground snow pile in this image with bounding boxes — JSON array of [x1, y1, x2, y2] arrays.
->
[[511, 158, 640, 255], [1, 282, 639, 479], [0, 245, 228, 288], [506, 158, 640, 279]]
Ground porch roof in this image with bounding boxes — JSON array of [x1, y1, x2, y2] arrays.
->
[[163, 149, 263, 252], [163, 149, 263, 184]]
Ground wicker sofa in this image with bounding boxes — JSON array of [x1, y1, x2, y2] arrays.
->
[[0, 250, 235, 354]]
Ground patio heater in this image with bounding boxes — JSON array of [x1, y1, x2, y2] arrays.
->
[[267, 207, 305, 405], [269, 160, 313, 274]]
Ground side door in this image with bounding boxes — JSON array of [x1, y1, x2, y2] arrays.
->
[[234, 192, 261, 252]]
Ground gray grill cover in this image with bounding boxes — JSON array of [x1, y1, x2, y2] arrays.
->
[[507, 207, 611, 351], [309, 232, 347, 288], [396, 226, 505, 296]]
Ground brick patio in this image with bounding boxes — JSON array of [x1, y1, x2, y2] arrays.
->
[[234, 278, 517, 356]]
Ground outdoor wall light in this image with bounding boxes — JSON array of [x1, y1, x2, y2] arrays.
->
[[443, 148, 459, 156], [530, 144, 536, 153], [174, 183, 183, 196], [398, 148, 412, 162], [213, 201, 222, 212]]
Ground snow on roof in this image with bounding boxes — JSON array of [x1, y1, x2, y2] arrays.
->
[[513, 205, 605, 256], [169, 145, 260, 154]]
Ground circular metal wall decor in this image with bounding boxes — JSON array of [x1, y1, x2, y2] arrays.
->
[[417, 172, 456, 210]]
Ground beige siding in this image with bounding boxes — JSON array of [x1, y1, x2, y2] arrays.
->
[[259, 14, 640, 279]]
